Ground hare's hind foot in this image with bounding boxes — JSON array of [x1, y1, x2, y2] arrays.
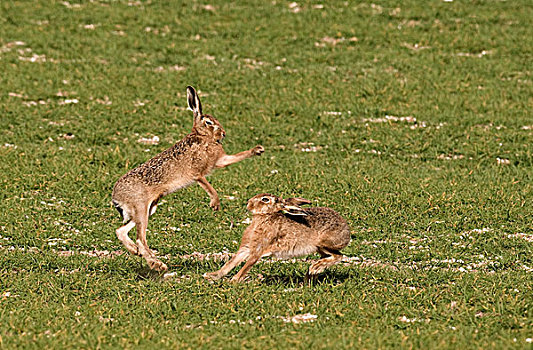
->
[[135, 238, 167, 271], [306, 249, 343, 278], [146, 257, 168, 272]]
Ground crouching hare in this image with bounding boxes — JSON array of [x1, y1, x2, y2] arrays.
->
[[112, 86, 264, 271], [205, 194, 351, 282]]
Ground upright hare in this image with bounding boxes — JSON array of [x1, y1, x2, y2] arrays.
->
[[205, 194, 351, 282], [112, 86, 264, 271]]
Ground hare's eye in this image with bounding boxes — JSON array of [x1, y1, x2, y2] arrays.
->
[[261, 197, 270, 203], [205, 119, 214, 126]]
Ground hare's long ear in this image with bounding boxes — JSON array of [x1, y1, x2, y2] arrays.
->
[[286, 197, 312, 206], [282, 204, 309, 216], [186, 86, 202, 118]]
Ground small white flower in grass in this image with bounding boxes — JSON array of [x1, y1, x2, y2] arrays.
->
[[398, 316, 430, 323], [82, 24, 98, 30], [437, 154, 464, 161], [58, 99, 79, 105], [19, 54, 47, 63], [456, 50, 491, 58], [154, 65, 186, 72], [99, 316, 114, 323], [61, 1, 81, 8], [133, 99, 148, 107], [96, 96, 112, 105], [288, 2, 301, 12], [507, 233, 533, 243], [496, 158, 510, 165], [137, 135, 159, 145], [61, 133, 75, 140], [525, 338, 532, 343], [270, 169, 279, 174], [279, 313, 317, 324], [402, 43, 431, 51], [75, 311, 81, 316], [163, 272, 177, 280], [169, 65, 186, 71]]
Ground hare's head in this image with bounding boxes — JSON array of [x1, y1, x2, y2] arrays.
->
[[247, 194, 312, 216], [187, 86, 226, 143]]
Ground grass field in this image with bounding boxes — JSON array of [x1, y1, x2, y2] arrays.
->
[[1, 0, 532, 348]]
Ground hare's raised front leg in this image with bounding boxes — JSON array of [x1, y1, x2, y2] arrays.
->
[[230, 251, 263, 283], [196, 176, 220, 211], [204, 248, 250, 280], [215, 146, 264, 168]]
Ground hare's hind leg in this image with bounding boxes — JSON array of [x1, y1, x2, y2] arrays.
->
[[135, 205, 168, 271], [116, 221, 139, 255], [204, 248, 249, 281], [307, 248, 343, 278]]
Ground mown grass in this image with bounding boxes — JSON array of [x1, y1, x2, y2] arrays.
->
[[0, 0, 532, 348]]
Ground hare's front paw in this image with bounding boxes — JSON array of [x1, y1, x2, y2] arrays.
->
[[210, 198, 220, 211], [203, 272, 222, 281], [252, 145, 265, 156]]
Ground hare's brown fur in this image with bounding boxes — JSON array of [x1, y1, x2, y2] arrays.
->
[[112, 86, 264, 271], [205, 194, 350, 282]]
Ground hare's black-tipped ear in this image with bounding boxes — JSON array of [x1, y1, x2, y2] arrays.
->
[[286, 197, 312, 206], [186, 86, 202, 117]]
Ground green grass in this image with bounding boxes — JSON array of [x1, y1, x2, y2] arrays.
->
[[0, 0, 532, 348]]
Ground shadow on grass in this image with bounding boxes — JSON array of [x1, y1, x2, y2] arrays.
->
[[134, 265, 167, 281], [260, 270, 353, 287], [130, 258, 356, 285]]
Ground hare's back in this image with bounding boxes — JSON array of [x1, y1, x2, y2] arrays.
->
[[306, 207, 350, 249]]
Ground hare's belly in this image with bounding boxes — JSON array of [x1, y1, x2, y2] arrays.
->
[[271, 244, 317, 259], [163, 177, 196, 196]]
